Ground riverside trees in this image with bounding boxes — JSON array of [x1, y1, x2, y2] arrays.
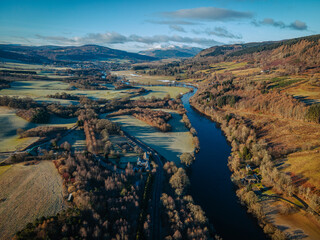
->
[[180, 153, 194, 167], [162, 161, 213, 239]]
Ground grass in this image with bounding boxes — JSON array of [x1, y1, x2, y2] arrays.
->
[[211, 61, 247, 70], [285, 148, 320, 189], [192, 61, 254, 83], [0, 80, 70, 98], [133, 86, 189, 99], [108, 110, 195, 164], [0, 107, 76, 152], [111, 70, 176, 85], [292, 198, 305, 208], [0, 62, 71, 71], [0, 80, 132, 101], [0, 107, 39, 152], [58, 129, 86, 151], [285, 80, 320, 104], [263, 199, 320, 240], [0, 161, 66, 240], [0, 79, 188, 104], [0, 165, 12, 176], [253, 183, 264, 190], [268, 77, 303, 89], [263, 189, 277, 196]]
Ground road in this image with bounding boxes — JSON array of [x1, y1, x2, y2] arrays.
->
[[122, 131, 163, 240]]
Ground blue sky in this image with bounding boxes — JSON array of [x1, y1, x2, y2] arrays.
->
[[0, 0, 319, 51]]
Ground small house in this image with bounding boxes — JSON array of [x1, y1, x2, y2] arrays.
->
[[67, 193, 73, 202]]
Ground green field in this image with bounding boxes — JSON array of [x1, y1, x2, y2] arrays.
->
[[58, 129, 86, 151], [0, 80, 128, 101], [109, 110, 195, 164], [0, 107, 39, 152], [133, 86, 189, 99], [0, 80, 189, 103], [0, 62, 71, 72], [111, 70, 176, 85], [0, 107, 77, 152]]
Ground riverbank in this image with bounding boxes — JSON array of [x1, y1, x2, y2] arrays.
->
[[180, 88, 268, 240], [187, 91, 320, 240]]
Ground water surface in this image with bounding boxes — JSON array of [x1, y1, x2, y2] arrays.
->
[[181, 89, 267, 240]]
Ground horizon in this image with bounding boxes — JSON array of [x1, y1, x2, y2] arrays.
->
[[1, 33, 319, 54], [1, 0, 319, 52]]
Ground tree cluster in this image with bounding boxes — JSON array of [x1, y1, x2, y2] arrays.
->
[[18, 126, 67, 138], [162, 161, 214, 240], [0, 95, 38, 109], [109, 107, 172, 132], [16, 107, 50, 123], [47, 92, 80, 100], [17, 153, 143, 240]]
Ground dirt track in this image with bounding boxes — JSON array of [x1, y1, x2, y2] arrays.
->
[[0, 161, 66, 240]]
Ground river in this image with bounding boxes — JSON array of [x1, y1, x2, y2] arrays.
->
[[181, 88, 268, 240]]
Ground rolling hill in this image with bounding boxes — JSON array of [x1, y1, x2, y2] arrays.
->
[[196, 34, 320, 59], [0, 44, 156, 63]]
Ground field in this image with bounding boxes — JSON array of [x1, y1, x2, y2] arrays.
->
[[0, 80, 130, 101], [109, 110, 195, 164], [197, 61, 249, 75], [0, 72, 189, 153], [58, 129, 86, 152], [267, 76, 304, 89], [0, 107, 39, 152], [0, 107, 76, 152], [285, 81, 320, 104], [0, 161, 66, 240], [263, 199, 320, 240], [0, 79, 189, 103], [285, 148, 320, 189], [112, 70, 176, 85], [0, 62, 71, 72], [0, 164, 11, 175], [133, 86, 189, 99]]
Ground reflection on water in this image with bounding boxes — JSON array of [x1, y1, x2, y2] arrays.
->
[[181, 88, 267, 240]]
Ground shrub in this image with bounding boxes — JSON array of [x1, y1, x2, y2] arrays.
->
[[305, 104, 320, 123]]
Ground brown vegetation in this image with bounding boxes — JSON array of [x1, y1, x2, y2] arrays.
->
[[162, 161, 214, 239], [109, 108, 172, 132], [16, 107, 50, 123], [16, 153, 143, 240], [18, 126, 67, 138]]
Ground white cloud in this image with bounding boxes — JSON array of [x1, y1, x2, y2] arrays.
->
[[146, 20, 199, 25], [193, 27, 242, 39], [290, 20, 307, 30], [169, 25, 186, 32], [35, 31, 222, 48], [253, 18, 308, 30], [162, 7, 253, 21]]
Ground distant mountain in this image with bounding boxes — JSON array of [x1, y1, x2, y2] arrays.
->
[[0, 44, 156, 63], [139, 46, 202, 59]]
